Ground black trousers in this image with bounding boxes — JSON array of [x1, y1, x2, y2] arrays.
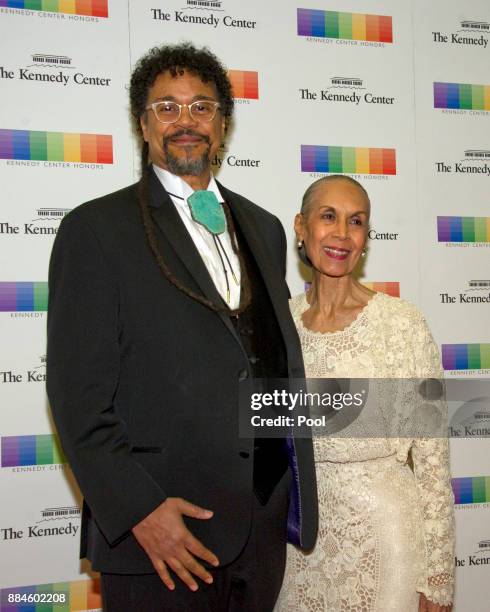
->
[[101, 469, 291, 612]]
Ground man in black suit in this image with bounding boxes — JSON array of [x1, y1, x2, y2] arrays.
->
[[47, 43, 317, 611]]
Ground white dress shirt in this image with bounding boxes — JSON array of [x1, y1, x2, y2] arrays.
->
[[153, 165, 241, 309]]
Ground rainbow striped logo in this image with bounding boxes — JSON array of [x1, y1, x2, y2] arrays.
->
[[0, 282, 48, 312], [442, 344, 490, 371], [434, 82, 490, 110], [1, 578, 101, 611], [228, 71, 258, 100], [0, 130, 113, 164], [1, 435, 66, 467], [301, 145, 396, 175], [0, 0, 108, 17], [362, 282, 400, 297], [437, 216, 490, 243], [452, 476, 490, 504], [297, 9, 392, 42]]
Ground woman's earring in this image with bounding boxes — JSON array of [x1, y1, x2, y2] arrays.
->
[[297, 239, 312, 267], [361, 249, 367, 257]]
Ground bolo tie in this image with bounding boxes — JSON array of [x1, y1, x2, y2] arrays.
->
[[168, 190, 239, 304]]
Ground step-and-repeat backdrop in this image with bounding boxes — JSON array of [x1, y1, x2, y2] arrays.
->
[[0, 1, 489, 610]]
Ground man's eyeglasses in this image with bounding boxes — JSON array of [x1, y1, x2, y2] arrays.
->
[[145, 100, 221, 124]]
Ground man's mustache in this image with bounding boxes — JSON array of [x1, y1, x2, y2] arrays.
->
[[164, 130, 211, 145]]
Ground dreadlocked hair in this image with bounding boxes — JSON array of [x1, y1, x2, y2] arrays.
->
[[138, 143, 251, 315]]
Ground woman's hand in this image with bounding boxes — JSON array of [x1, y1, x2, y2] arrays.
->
[[419, 593, 452, 612]]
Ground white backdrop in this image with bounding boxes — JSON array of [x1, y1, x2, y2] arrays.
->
[[0, 1, 489, 610]]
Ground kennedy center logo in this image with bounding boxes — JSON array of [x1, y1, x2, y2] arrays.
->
[[432, 19, 489, 48], [442, 344, 490, 374], [437, 216, 490, 247], [301, 145, 396, 179], [1, 435, 66, 469], [299, 76, 395, 107], [0, 129, 113, 169], [0, 208, 70, 237], [150, 1, 257, 30], [297, 9, 392, 46], [0, 52, 112, 88], [1, 506, 82, 551], [0, 0, 108, 18], [452, 476, 490, 507], [0, 282, 47, 313], [440, 280, 490, 305], [0, 129, 113, 163], [434, 82, 490, 114], [449, 393, 490, 439], [1, 354, 47, 384], [435, 149, 490, 176], [455, 538, 490, 569]]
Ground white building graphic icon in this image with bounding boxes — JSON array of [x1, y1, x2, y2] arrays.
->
[[331, 77, 363, 87], [186, 0, 222, 9], [36, 208, 71, 218], [461, 21, 490, 31], [32, 54, 72, 66]]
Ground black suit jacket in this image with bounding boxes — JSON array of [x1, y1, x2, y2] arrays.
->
[[47, 170, 317, 573]]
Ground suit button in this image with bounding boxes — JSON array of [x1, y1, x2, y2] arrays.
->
[[239, 451, 250, 459], [248, 355, 259, 365], [238, 369, 249, 381]]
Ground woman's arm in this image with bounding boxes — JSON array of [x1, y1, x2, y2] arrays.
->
[[409, 309, 455, 608]]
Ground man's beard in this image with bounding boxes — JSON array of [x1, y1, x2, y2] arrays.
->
[[163, 130, 211, 176]]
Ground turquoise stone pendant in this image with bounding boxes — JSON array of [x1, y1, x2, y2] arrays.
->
[[187, 191, 226, 235]]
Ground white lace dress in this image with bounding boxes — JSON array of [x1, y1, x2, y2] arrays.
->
[[276, 292, 455, 612]]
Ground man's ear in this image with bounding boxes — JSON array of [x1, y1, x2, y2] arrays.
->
[[140, 115, 149, 142]]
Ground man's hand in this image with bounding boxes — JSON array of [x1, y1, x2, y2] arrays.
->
[[131, 497, 219, 591], [419, 593, 452, 612]]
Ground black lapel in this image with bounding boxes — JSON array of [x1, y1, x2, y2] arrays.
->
[[147, 169, 239, 341], [217, 182, 303, 374]]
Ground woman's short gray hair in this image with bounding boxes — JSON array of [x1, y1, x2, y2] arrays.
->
[[300, 175, 371, 217]]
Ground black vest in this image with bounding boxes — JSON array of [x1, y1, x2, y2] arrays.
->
[[230, 209, 289, 505]]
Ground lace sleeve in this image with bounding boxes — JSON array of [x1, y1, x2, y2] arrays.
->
[[409, 310, 455, 606]]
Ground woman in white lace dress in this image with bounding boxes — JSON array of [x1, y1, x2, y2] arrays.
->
[[275, 176, 454, 612]]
